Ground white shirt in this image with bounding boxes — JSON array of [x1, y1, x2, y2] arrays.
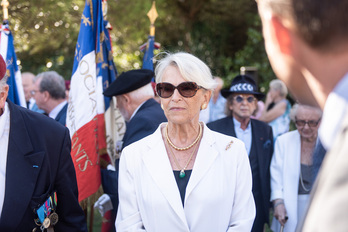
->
[[0, 102, 10, 218], [319, 73, 348, 150], [233, 117, 252, 155], [48, 100, 67, 120]]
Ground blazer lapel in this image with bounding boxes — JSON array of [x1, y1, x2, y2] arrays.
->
[[185, 124, 219, 201], [142, 126, 189, 228], [0, 101, 45, 228]]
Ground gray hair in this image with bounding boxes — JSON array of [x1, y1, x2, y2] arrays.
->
[[289, 103, 322, 122], [127, 82, 154, 100], [155, 52, 217, 90], [0, 75, 8, 92], [34, 71, 66, 100], [270, 79, 288, 97]]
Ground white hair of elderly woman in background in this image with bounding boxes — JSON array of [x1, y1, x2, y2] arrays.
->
[[270, 103, 322, 232], [259, 79, 291, 141], [116, 52, 255, 232]]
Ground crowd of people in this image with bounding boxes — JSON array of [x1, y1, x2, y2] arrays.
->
[[1, 0, 348, 231]]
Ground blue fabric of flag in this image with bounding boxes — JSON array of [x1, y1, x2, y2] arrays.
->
[[72, 0, 98, 74], [99, 20, 117, 111], [3, 24, 23, 106], [142, 35, 155, 71]]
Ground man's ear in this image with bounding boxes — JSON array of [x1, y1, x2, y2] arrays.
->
[[271, 16, 292, 55], [43, 91, 50, 101]]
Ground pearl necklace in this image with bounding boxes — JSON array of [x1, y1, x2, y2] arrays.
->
[[165, 123, 202, 151], [167, 138, 200, 178]]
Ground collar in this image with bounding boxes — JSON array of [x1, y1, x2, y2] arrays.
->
[[319, 73, 348, 150], [129, 100, 147, 121], [0, 102, 9, 139], [48, 100, 67, 119], [233, 117, 251, 131]]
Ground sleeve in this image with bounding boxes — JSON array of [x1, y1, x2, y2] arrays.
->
[[227, 145, 256, 232], [54, 128, 88, 232], [270, 136, 285, 201], [116, 148, 146, 231]]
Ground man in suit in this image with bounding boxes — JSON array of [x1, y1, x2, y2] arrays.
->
[[32, 71, 68, 125], [0, 57, 87, 231], [94, 69, 167, 231], [257, 0, 348, 231], [208, 75, 273, 232], [21, 72, 44, 113]]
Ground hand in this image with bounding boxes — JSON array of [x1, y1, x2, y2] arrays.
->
[[107, 164, 116, 171], [273, 200, 288, 226], [94, 194, 113, 217], [265, 91, 274, 106]]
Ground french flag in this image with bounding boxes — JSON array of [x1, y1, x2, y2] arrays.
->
[[66, 0, 116, 204], [0, 22, 25, 107]]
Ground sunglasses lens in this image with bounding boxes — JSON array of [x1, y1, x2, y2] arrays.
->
[[177, 82, 198, 98], [247, 97, 255, 103], [156, 83, 175, 98], [296, 120, 305, 127], [235, 96, 243, 103]]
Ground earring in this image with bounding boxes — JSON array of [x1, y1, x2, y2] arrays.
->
[[161, 104, 164, 110], [201, 103, 207, 110]]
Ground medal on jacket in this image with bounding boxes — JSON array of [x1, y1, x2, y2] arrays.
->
[[33, 191, 58, 232]]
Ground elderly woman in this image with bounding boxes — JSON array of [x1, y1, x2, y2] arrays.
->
[[270, 104, 322, 232], [116, 52, 255, 232], [259, 79, 291, 140]]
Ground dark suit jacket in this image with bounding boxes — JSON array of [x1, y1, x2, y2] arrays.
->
[[121, 98, 167, 149], [104, 98, 166, 215], [0, 100, 87, 232], [55, 102, 68, 126], [207, 116, 273, 229]]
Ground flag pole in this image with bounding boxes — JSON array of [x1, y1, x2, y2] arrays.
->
[[147, 1, 158, 36], [1, 0, 9, 21]]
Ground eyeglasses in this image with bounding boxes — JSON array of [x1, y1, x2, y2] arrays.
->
[[156, 82, 203, 98], [295, 118, 321, 127], [30, 90, 40, 95], [233, 95, 256, 103]]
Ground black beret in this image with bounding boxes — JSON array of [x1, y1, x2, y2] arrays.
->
[[103, 69, 154, 97]]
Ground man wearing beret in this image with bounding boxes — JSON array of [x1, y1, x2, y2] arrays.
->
[[0, 56, 87, 231], [208, 75, 273, 232], [94, 69, 167, 231]]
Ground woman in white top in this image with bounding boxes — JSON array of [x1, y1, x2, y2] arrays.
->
[[270, 104, 322, 232], [116, 52, 255, 232], [259, 79, 291, 140]]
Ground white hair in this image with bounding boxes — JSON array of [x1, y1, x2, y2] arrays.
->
[[155, 52, 217, 90], [0, 75, 8, 92], [290, 103, 322, 122], [127, 83, 154, 100]]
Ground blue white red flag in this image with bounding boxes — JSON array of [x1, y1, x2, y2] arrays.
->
[[0, 23, 25, 107], [140, 36, 161, 71], [66, 0, 125, 203]]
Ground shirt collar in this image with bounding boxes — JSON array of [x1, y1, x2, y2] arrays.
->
[[49, 100, 67, 119], [319, 73, 348, 150], [0, 102, 10, 139]]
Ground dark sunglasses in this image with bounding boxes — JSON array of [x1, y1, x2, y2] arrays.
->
[[295, 118, 321, 127], [156, 82, 203, 98], [233, 95, 256, 103]]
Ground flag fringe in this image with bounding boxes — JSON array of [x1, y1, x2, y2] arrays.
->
[[79, 185, 103, 210]]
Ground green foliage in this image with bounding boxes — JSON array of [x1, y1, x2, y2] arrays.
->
[[6, 0, 275, 90]]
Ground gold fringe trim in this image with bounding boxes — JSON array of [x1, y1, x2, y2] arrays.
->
[[79, 185, 104, 210]]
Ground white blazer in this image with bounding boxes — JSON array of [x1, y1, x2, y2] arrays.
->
[[270, 130, 301, 232], [116, 123, 255, 232]]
